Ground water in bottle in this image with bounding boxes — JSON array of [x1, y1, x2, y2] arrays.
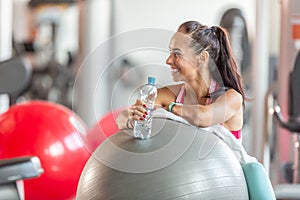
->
[[133, 77, 157, 139]]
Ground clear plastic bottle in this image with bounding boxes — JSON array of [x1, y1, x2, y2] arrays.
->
[[133, 77, 158, 139]]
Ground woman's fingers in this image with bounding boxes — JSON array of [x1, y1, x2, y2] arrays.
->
[[129, 107, 146, 120], [128, 99, 148, 120], [135, 99, 143, 105], [135, 99, 147, 108]]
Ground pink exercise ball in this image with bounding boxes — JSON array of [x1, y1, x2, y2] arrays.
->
[[0, 100, 98, 200], [87, 108, 123, 150]]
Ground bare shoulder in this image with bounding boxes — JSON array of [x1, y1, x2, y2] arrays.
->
[[215, 89, 242, 107], [223, 89, 243, 108], [225, 88, 242, 98]]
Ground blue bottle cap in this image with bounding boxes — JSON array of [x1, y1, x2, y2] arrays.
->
[[148, 77, 156, 85]]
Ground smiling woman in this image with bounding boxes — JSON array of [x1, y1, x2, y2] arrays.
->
[[116, 20, 248, 141]]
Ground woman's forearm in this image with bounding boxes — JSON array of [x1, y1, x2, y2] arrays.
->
[[172, 104, 211, 127]]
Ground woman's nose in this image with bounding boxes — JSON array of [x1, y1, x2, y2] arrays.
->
[[166, 54, 173, 65]]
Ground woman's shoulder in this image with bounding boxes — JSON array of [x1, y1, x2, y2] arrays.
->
[[222, 88, 243, 107], [225, 88, 242, 99]]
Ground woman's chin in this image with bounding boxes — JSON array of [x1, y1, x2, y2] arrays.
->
[[171, 74, 182, 82]]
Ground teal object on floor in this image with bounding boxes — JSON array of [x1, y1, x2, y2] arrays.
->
[[242, 162, 276, 200]]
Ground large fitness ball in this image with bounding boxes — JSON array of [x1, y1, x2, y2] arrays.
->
[[77, 118, 249, 200], [0, 101, 95, 200]]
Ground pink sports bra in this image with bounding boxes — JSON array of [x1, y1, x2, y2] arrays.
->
[[175, 82, 241, 139]]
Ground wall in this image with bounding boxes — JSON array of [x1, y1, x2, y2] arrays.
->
[[0, 0, 13, 61]]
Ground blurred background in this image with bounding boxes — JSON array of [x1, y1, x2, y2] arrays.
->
[[1, 0, 300, 199]]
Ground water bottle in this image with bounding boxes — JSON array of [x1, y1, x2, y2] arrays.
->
[[133, 77, 158, 139]]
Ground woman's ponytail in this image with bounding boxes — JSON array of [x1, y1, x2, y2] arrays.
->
[[214, 26, 246, 107]]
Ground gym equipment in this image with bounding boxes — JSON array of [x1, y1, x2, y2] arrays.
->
[[0, 57, 32, 110], [266, 51, 300, 199], [0, 156, 43, 200], [0, 100, 96, 200], [0, 56, 44, 200], [273, 51, 300, 133], [20, 3, 78, 109], [77, 118, 250, 200], [242, 161, 276, 200]]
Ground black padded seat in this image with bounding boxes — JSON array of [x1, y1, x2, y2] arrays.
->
[[0, 57, 32, 104]]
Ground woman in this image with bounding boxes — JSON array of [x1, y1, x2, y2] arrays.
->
[[116, 21, 247, 140]]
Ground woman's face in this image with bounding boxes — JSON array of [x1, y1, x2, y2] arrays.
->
[[166, 32, 200, 82]]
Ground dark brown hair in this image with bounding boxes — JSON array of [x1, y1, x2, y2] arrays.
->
[[178, 21, 246, 107]]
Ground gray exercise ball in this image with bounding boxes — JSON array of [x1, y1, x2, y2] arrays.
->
[[76, 118, 249, 200]]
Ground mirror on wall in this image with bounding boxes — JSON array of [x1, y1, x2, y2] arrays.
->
[[220, 8, 251, 88]]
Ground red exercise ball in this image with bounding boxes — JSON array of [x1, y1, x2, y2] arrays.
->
[[87, 108, 123, 150], [0, 100, 97, 200]]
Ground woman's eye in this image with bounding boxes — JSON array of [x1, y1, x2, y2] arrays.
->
[[173, 52, 181, 56], [169, 49, 182, 57]]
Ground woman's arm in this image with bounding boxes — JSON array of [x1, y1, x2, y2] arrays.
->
[[171, 89, 243, 127], [155, 85, 181, 109]]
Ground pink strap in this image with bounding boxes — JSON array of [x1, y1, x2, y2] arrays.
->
[[175, 85, 185, 104], [205, 80, 219, 105]]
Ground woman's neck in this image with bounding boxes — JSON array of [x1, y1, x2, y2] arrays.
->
[[184, 76, 211, 103]]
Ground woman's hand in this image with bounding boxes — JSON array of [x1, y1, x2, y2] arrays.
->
[[128, 99, 149, 121], [116, 99, 150, 130]]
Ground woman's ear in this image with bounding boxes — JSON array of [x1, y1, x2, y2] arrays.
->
[[200, 50, 209, 61], [198, 50, 209, 67]]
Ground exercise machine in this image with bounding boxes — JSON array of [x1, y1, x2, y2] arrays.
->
[[0, 156, 43, 200], [0, 57, 44, 199], [273, 51, 300, 199]]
